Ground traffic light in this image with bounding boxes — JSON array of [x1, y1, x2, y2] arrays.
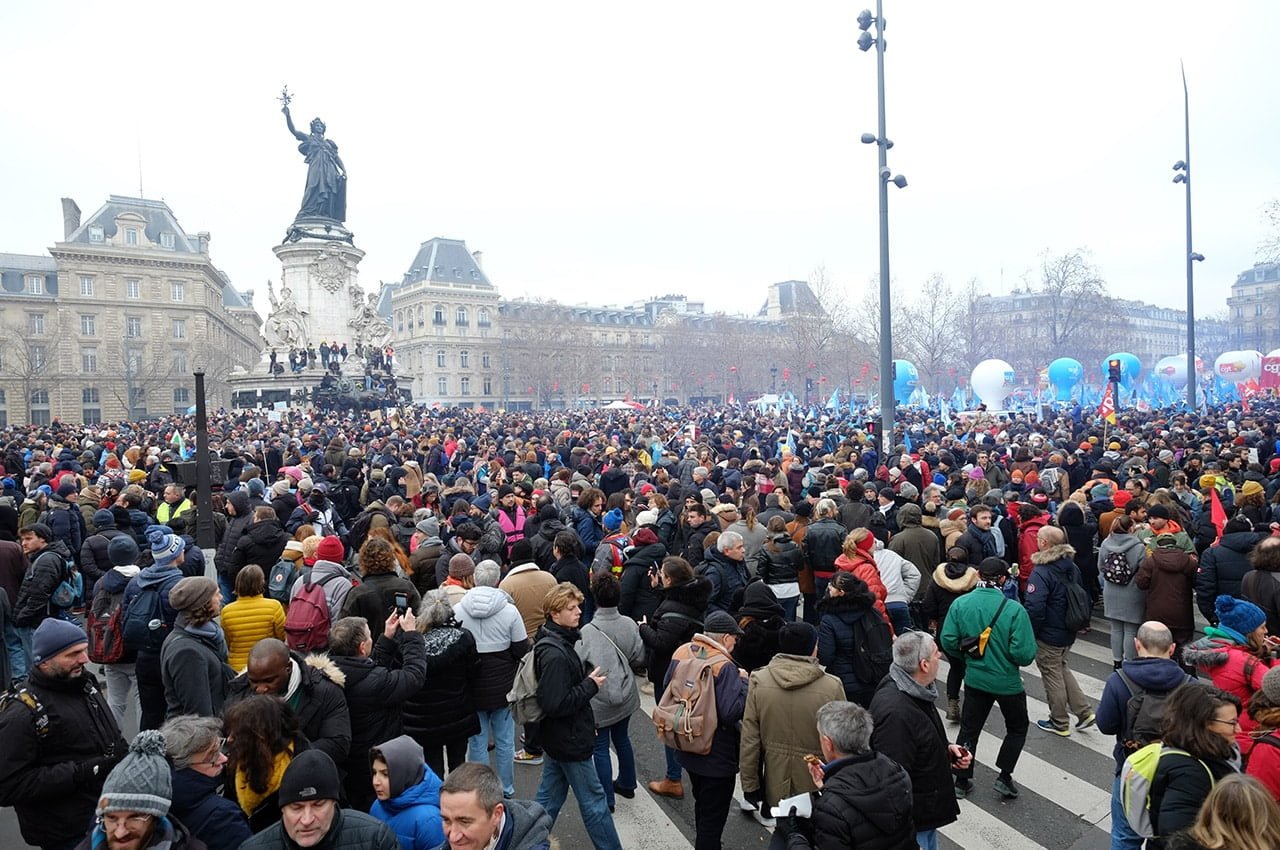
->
[[891, 361, 898, 381], [805, 378, 815, 392], [1107, 359, 1122, 384]]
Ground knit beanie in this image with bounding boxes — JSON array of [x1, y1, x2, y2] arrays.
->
[[146, 525, 183, 568], [978, 557, 1012, 579], [777, 622, 819, 656], [603, 508, 624, 532], [271, 479, 292, 498], [168, 576, 217, 613], [108, 534, 141, 567], [1262, 666, 1280, 706], [278, 750, 342, 806], [92, 509, 116, 529], [31, 618, 88, 665], [247, 478, 266, 499], [315, 535, 344, 564], [1215, 595, 1266, 640], [449, 553, 476, 578], [96, 731, 172, 817]]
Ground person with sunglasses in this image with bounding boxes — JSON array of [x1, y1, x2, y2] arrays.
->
[[160, 715, 250, 850]]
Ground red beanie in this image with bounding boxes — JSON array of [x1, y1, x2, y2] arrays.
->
[[1112, 490, 1133, 509], [315, 535, 344, 563]]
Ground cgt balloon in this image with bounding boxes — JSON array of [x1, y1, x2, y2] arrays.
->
[[1214, 350, 1262, 383], [892, 360, 919, 402]]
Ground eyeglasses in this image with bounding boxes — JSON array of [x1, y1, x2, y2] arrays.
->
[[1209, 717, 1242, 729], [100, 814, 153, 831], [196, 738, 229, 766]]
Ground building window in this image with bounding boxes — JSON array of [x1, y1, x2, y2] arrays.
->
[[615, 333, 623, 345], [481, 352, 491, 369], [81, 347, 97, 373], [437, 376, 448, 395], [433, 305, 446, 325], [160, 232, 175, 249], [173, 319, 186, 339], [477, 308, 491, 327], [643, 334, 650, 345], [125, 228, 138, 246], [171, 281, 185, 302], [129, 387, 146, 417], [82, 389, 101, 423], [81, 315, 96, 336], [459, 350, 470, 368], [455, 306, 468, 326], [126, 316, 142, 338], [0, 389, 6, 428], [615, 379, 624, 394], [436, 350, 446, 368], [31, 345, 47, 371], [125, 278, 141, 299], [460, 377, 470, 396], [1257, 304, 1265, 317], [483, 377, 493, 395], [80, 276, 95, 297], [174, 387, 190, 412], [27, 276, 44, 295], [88, 226, 104, 243], [30, 390, 50, 426], [28, 314, 45, 335], [126, 347, 143, 370], [174, 351, 187, 374]]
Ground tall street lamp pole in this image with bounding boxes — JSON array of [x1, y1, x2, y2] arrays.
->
[[192, 369, 214, 550], [1173, 62, 1205, 410], [859, 2, 907, 453]]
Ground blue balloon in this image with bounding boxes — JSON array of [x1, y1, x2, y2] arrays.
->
[[1101, 352, 1142, 388], [1047, 358, 1083, 401], [892, 360, 919, 402]]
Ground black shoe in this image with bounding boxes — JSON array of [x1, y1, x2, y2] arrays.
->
[[994, 776, 1019, 799], [954, 779, 974, 799], [613, 781, 636, 799]]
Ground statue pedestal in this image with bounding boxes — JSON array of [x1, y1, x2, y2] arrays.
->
[[273, 234, 366, 350]]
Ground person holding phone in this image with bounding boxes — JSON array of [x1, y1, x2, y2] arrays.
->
[[341, 537, 421, 640]]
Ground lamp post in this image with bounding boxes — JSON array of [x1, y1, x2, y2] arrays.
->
[[858, 2, 907, 453], [1172, 62, 1205, 410], [192, 369, 214, 550]]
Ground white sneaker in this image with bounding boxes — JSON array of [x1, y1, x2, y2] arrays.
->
[[753, 809, 776, 828], [738, 797, 757, 812]]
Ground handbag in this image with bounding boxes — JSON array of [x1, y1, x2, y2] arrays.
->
[[959, 598, 1009, 660]]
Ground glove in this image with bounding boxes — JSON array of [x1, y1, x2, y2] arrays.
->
[[742, 788, 765, 811]]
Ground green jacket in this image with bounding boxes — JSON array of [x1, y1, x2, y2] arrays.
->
[[939, 586, 1036, 695]]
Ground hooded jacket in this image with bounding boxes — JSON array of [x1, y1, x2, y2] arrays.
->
[[528, 517, 566, 569], [288, 559, 356, 624], [456, 586, 529, 711], [939, 586, 1037, 695], [80, 522, 126, 588], [1024, 542, 1083, 646], [534, 619, 598, 762], [833, 553, 890, 623], [792, 751, 917, 850], [617, 539, 665, 621], [886, 504, 941, 584], [1183, 629, 1273, 757], [699, 547, 749, 615], [1094, 656, 1194, 771], [230, 518, 292, 576], [13, 539, 73, 626], [740, 654, 844, 806], [215, 491, 254, 577], [43, 495, 86, 560], [402, 625, 481, 746], [1098, 531, 1148, 625], [920, 561, 978, 633], [576, 607, 644, 728], [1135, 542, 1199, 635], [169, 766, 252, 850], [732, 582, 786, 672], [873, 543, 921, 606], [1195, 532, 1271, 623], [226, 652, 352, 764], [639, 576, 712, 687], [121, 561, 185, 648], [369, 736, 445, 850]]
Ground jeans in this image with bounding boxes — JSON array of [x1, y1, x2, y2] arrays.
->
[[687, 771, 736, 850], [955, 685, 1029, 782], [217, 574, 237, 605], [1035, 640, 1090, 729], [9, 623, 32, 683], [801, 591, 819, 625], [1110, 773, 1143, 850], [135, 650, 165, 731], [886, 601, 913, 637], [664, 745, 683, 782], [593, 717, 637, 809], [1110, 619, 1139, 663], [103, 662, 138, 725], [776, 595, 799, 622], [535, 755, 623, 850], [467, 707, 515, 796], [916, 829, 940, 850]]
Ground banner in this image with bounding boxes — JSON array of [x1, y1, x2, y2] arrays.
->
[[1262, 357, 1280, 390], [1098, 382, 1117, 425]]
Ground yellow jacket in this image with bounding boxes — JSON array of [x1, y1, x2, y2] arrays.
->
[[221, 594, 286, 672]]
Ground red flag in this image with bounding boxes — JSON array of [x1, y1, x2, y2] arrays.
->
[[1210, 487, 1227, 545], [1098, 383, 1117, 424]]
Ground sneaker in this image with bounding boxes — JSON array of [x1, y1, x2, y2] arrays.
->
[[648, 778, 685, 799], [639, 681, 654, 695], [513, 749, 543, 765], [1076, 711, 1097, 730], [752, 809, 776, 828], [613, 782, 636, 800], [738, 797, 758, 812], [994, 776, 1019, 799], [1036, 720, 1070, 737], [954, 779, 974, 799], [946, 698, 960, 723]]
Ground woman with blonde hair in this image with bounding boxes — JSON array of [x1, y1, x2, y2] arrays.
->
[[1166, 773, 1280, 850]]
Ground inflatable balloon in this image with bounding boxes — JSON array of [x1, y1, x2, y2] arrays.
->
[[1101, 353, 1142, 388], [970, 359, 1016, 409], [1215, 350, 1262, 382], [892, 359, 919, 401], [1153, 354, 1205, 388], [1047, 357, 1083, 401], [1267, 349, 1280, 359]]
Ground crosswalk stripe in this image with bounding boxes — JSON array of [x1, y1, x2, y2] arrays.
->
[[941, 799, 1053, 850]]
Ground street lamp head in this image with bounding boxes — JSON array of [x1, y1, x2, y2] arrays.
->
[[857, 31, 875, 52], [891, 174, 908, 189], [1172, 173, 1187, 184], [857, 9, 875, 30], [879, 166, 892, 181], [1173, 160, 1186, 171], [883, 138, 894, 150], [860, 133, 878, 144], [1190, 252, 1205, 262]]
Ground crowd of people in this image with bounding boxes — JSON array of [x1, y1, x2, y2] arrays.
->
[[4, 398, 1280, 849]]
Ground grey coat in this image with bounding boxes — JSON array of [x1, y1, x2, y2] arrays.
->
[[1099, 532, 1147, 624], [575, 607, 644, 728]]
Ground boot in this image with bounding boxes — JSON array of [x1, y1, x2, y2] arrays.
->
[[648, 778, 684, 799], [946, 698, 961, 723]]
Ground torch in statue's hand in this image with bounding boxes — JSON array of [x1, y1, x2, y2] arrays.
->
[[278, 84, 293, 112]]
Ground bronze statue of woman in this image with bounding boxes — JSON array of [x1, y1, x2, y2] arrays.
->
[[282, 103, 347, 223]]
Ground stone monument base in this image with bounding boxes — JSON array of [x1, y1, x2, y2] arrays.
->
[[271, 235, 366, 352]]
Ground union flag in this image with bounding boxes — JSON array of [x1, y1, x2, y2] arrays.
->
[[1098, 383, 1117, 425]]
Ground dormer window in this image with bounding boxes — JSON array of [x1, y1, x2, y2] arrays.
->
[[88, 226, 104, 243], [125, 228, 138, 246], [160, 232, 175, 249], [27, 276, 44, 295]]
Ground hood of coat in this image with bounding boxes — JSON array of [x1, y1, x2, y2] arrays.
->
[[303, 652, 347, 688], [536, 519, 567, 541], [1182, 635, 1240, 670], [458, 585, 513, 620], [663, 575, 713, 611], [242, 518, 286, 544], [896, 503, 922, 527], [135, 563, 182, 589], [939, 518, 965, 537], [932, 562, 978, 593], [1030, 542, 1076, 567], [761, 653, 828, 690], [226, 490, 251, 517], [374, 735, 432, 801], [739, 582, 785, 620], [1117, 656, 1191, 691], [816, 584, 877, 619], [1216, 532, 1265, 554]]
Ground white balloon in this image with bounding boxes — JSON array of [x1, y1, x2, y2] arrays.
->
[[1267, 348, 1280, 359], [1215, 350, 1262, 382], [1153, 354, 1204, 387], [970, 359, 1016, 408]]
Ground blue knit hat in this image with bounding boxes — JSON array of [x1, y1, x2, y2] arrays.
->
[[1215, 595, 1266, 642], [146, 524, 183, 568], [603, 508, 624, 532], [31, 618, 88, 666]]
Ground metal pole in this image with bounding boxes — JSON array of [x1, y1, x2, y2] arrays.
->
[[875, 0, 895, 453], [192, 369, 215, 549], [1182, 65, 1197, 410]]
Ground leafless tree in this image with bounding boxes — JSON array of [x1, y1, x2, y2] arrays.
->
[[0, 318, 61, 424], [899, 274, 964, 393], [1260, 199, 1280, 264]]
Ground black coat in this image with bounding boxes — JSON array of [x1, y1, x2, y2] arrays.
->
[[1149, 752, 1237, 845], [1196, 532, 1270, 622], [529, 519, 566, 569], [13, 541, 72, 627], [160, 620, 235, 719], [699, 548, 750, 615], [226, 652, 352, 764], [618, 542, 665, 622], [534, 620, 598, 762], [169, 767, 252, 850], [638, 576, 712, 687], [868, 675, 960, 831], [681, 522, 712, 566], [0, 667, 127, 848], [402, 626, 482, 745], [330, 631, 429, 762], [752, 533, 805, 586], [230, 519, 292, 575], [802, 518, 846, 577], [341, 572, 422, 640], [80, 527, 126, 586], [817, 585, 886, 705], [551, 556, 594, 623], [789, 752, 916, 850]]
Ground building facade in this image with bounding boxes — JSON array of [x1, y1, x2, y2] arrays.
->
[[1226, 261, 1280, 353], [0, 196, 262, 425]]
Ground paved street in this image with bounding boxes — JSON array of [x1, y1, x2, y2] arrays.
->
[[2, 612, 1135, 850]]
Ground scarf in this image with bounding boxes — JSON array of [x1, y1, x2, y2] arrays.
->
[[283, 659, 303, 712], [889, 660, 938, 702], [970, 525, 999, 558], [235, 743, 294, 816], [177, 614, 229, 660]]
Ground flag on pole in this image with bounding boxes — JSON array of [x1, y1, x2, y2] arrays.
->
[[1098, 383, 1117, 425], [1210, 486, 1227, 545], [826, 388, 840, 411], [939, 395, 952, 429]]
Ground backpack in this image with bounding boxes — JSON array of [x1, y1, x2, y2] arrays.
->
[[1063, 571, 1092, 632], [652, 642, 732, 755], [48, 557, 83, 610], [507, 638, 546, 725], [603, 536, 630, 578], [283, 568, 342, 651], [1121, 743, 1213, 838], [123, 585, 170, 653], [86, 582, 127, 663], [848, 610, 893, 683], [1101, 549, 1138, 586], [1116, 671, 1196, 752], [266, 559, 298, 606]]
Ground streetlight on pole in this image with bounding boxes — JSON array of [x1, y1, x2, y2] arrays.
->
[[1172, 61, 1205, 410], [858, 2, 907, 453], [192, 368, 214, 550]]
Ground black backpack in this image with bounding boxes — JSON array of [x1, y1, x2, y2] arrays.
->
[[849, 610, 893, 684], [1063, 572, 1093, 632], [1116, 670, 1197, 752]]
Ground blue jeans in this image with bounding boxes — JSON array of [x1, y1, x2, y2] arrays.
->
[[593, 717, 636, 809], [217, 574, 237, 605], [664, 744, 682, 782], [886, 601, 913, 637], [9, 623, 32, 683], [535, 754, 623, 850], [467, 707, 515, 797], [776, 595, 799, 622], [1110, 773, 1143, 850], [916, 829, 939, 850]]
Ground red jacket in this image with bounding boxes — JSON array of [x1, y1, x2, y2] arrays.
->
[[1183, 636, 1273, 757], [1017, 512, 1050, 594], [833, 553, 891, 627]]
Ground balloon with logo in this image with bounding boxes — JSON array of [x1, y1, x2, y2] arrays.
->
[[1153, 354, 1205, 388], [1100, 352, 1142, 388], [1215, 350, 1262, 383], [892, 360, 919, 403], [970, 359, 1016, 409], [1047, 357, 1083, 401]]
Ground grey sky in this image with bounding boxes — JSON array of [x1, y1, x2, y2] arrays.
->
[[3, 2, 1276, 324]]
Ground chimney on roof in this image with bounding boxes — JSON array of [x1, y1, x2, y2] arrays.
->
[[196, 231, 210, 254], [60, 198, 81, 239], [472, 250, 483, 270]]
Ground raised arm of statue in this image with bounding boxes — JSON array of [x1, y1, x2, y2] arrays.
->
[[282, 106, 307, 142], [266, 279, 280, 311]]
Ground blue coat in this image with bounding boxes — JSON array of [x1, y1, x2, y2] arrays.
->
[[169, 766, 251, 850], [371, 767, 445, 850], [572, 506, 604, 553], [1024, 543, 1082, 647], [816, 584, 885, 705], [1094, 657, 1193, 773]]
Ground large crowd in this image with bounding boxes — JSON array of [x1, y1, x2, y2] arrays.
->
[[4, 398, 1280, 850]]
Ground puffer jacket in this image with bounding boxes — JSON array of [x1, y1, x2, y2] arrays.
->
[[1196, 532, 1270, 623], [617, 541, 665, 621], [576, 608, 644, 728], [43, 496, 85, 561], [80, 526, 127, 589], [230, 518, 291, 575], [1136, 543, 1199, 635], [803, 518, 846, 578], [1182, 630, 1273, 757], [528, 518, 566, 569], [872, 543, 921, 606], [456, 587, 529, 711], [403, 625, 482, 745], [817, 582, 889, 705], [369, 736, 445, 850], [699, 548, 749, 615], [534, 619, 599, 762], [226, 652, 352, 764], [1024, 542, 1083, 646], [868, 673, 961, 831], [220, 594, 286, 672], [239, 808, 400, 850], [920, 561, 978, 634], [639, 576, 712, 687], [789, 751, 916, 850], [1148, 751, 1237, 847], [751, 532, 805, 587], [833, 553, 890, 623], [13, 540, 73, 626], [215, 492, 253, 578]]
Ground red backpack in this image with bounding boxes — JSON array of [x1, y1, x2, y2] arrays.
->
[[284, 569, 343, 652], [86, 583, 127, 664]]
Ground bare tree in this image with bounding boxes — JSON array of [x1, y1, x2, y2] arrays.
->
[[1033, 250, 1111, 353], [0, 317, 62, 424], [899, 274, 964, 393], [1261, 199, 1280, 264], [955, 278, 1001, 379]]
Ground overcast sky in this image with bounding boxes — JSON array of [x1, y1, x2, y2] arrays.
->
[[4, 2, 1277, 324]]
